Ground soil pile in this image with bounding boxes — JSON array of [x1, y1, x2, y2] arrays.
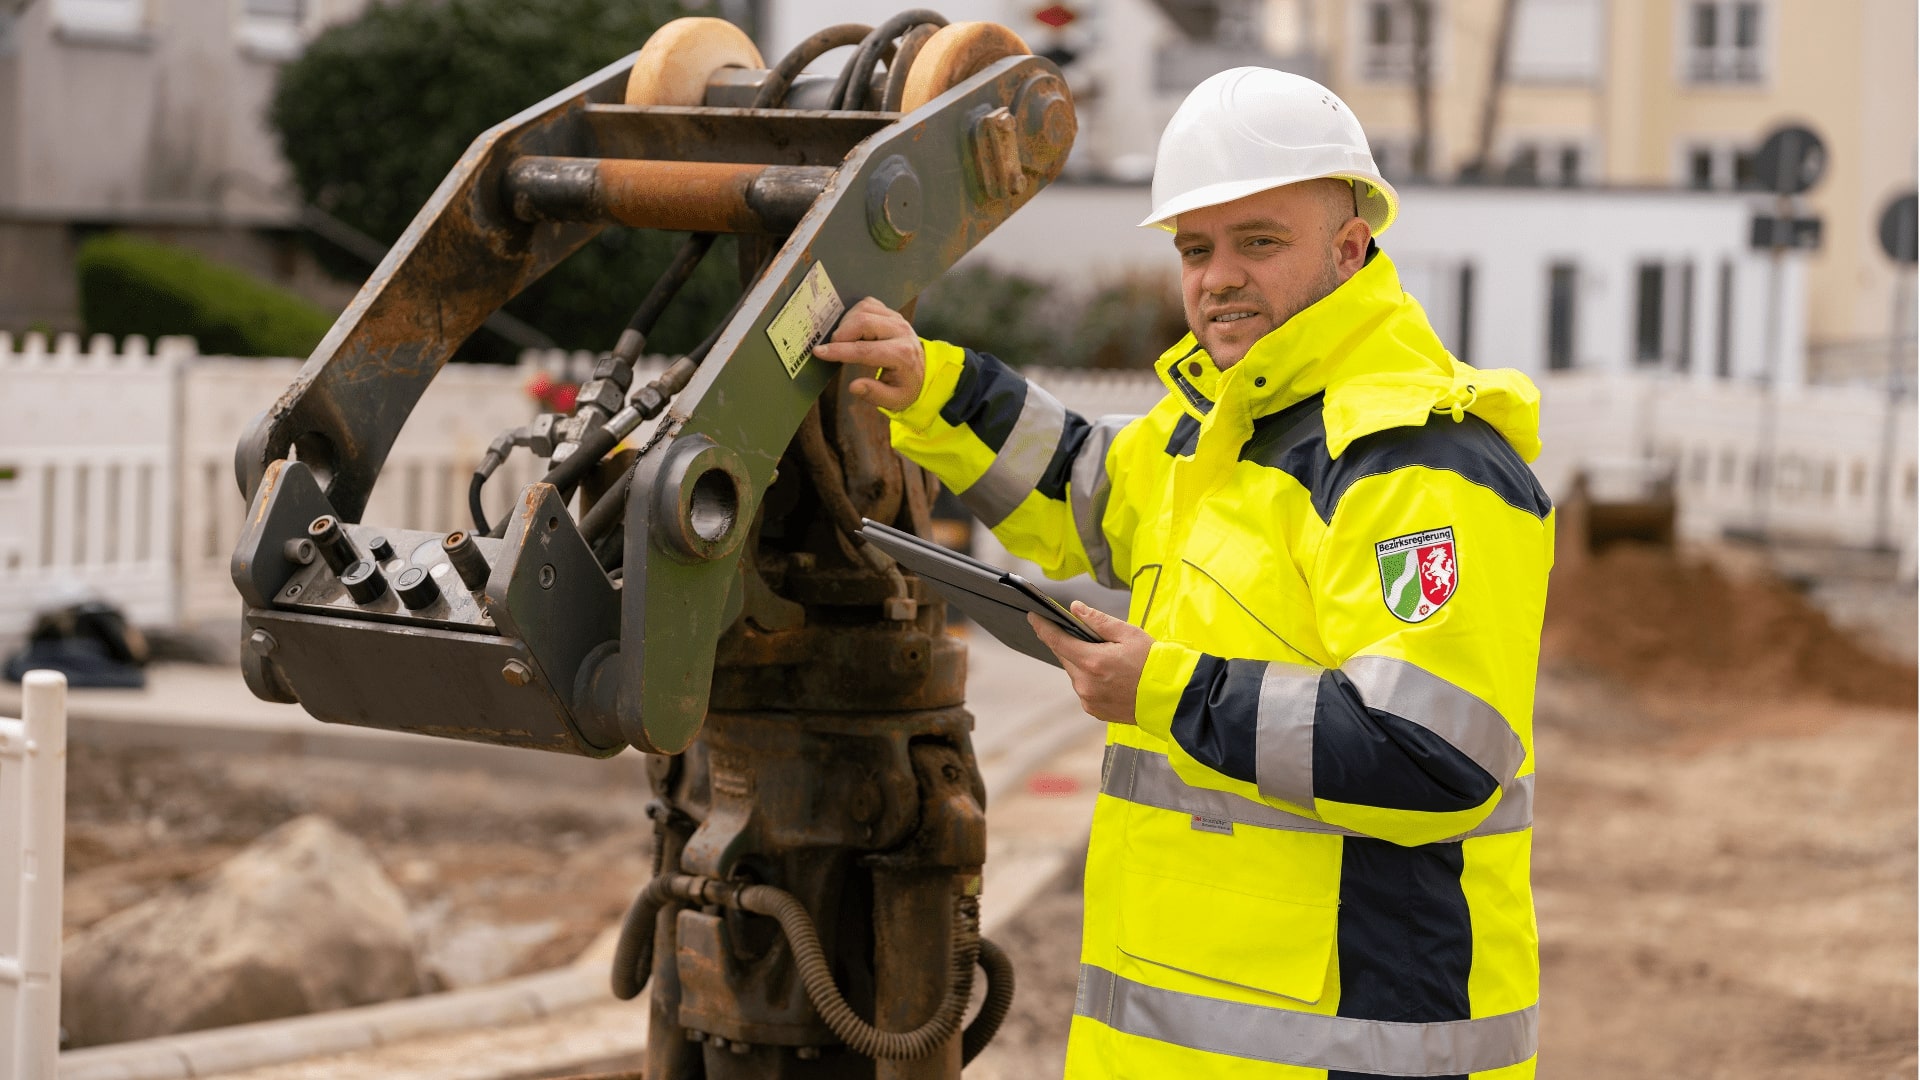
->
[[1542, 544, 1916, 708]]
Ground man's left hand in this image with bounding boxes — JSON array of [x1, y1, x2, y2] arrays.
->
[[1029, 603, 1154, 725]]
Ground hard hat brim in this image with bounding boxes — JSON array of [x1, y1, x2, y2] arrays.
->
[[1139, 172, 1399, 237]]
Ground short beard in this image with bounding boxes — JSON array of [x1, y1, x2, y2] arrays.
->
[[1260, 247, 1346, 340]]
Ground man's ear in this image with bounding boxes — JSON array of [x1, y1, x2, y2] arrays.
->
[[1334, 217, 1372, 280]]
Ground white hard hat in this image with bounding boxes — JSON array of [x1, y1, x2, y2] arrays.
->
[[1139, 67, 1398, 236]]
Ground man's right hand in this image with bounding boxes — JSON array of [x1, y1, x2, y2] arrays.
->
[[812, 297, 926, 412]]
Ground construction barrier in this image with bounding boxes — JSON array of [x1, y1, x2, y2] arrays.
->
[[0, 670, 68, 1080]]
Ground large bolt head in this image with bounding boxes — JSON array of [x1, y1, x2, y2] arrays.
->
[[866, 155, 922, 251]]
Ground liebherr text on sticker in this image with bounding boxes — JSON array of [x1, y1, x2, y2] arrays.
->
[[766, 261, 845, 379]]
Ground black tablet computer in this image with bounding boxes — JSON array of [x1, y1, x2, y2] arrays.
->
[[858, 519, 1098, 667]]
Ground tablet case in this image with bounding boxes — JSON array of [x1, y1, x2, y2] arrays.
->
[[858, 519, 1098, 667]]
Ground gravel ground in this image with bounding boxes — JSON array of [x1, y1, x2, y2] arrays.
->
[[63, 745, 657, 993], [959, 662, 1918, 1079]]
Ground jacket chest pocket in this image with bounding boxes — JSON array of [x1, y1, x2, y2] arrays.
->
[[1171, 526, 1323, 665]]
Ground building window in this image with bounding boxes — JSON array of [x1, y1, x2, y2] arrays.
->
[[1635, 264, 1666, 365], [1358, 0, 1441, 81], [1682, 143, 1762, 189], [237, 0, 308, 57], [52, 0, 145, 38], [1456, 264, 1475, 364], [1371, 137, 1435, 182], [1508, 144, 1540, 185], [1676, 262, 1696, 372], [1714, 260, 1734, 378], [1686, 0, 1764, 83], [1547, 262, 1578, 370], [1504, 141, 1585, 186], [1557, 145, 1583, 186], [1510, 0, 1604, 83], [1688, 148, 1715, 189], [1636, 260, 1697, 369], [1396, 257, 1474, 358]]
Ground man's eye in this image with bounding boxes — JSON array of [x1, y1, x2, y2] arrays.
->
[[1181, 246, 1208, 258], [1246, 237, 1278, 249]]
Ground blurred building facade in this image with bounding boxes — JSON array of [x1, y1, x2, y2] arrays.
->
[[767, 0, 1912, 381], [1316, 0, 1917, 380], [0, 0, 370, 332]]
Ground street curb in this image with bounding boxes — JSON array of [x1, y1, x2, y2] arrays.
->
[[59, 966, 612, 1080]]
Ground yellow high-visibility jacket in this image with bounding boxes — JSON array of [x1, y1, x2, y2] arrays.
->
[[887, 252, 1551, 1079]]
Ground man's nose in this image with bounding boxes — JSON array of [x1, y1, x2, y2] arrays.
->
[[1201, 251, 1247, 295]]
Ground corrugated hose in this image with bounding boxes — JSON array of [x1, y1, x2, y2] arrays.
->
[[610, 874, 1008, 1062]]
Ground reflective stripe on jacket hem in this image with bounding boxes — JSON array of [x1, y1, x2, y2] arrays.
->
[[1075, 962, 1539, 1076], [1102, 745, 1534, 841], [960, 382, 1067, 526]]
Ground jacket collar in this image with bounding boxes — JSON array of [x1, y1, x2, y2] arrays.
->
[[1152, 252, 1543, 462]]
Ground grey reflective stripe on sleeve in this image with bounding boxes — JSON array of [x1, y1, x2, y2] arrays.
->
[[1102, 745, 1533, 841], [1069, 415, 1134, 589], [1076, 963, 1538, 1075], [1252, 662, 1320, 807], [1342, 655, 1527, 786], [959, 382, 1068, 527]]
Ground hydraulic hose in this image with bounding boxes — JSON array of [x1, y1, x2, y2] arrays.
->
[[468, 471, 492, 539], [832, 11, 949, 111], [737, 883, 980, 1061], [962, 936, 1015, 1065], [609, 874, 987, 1061], [610, 872, 699, 1001], [571, 310, 738, 552], [610, 232, 717, 365], [881, 23, 941, 112], [757, 23, 873, 108], [538, 303, 735, 508]]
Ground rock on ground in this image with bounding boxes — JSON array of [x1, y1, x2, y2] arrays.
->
[[62, 814, 422, 1047]]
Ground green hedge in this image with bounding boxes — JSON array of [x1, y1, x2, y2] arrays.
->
[[76, 234, 336, 357]]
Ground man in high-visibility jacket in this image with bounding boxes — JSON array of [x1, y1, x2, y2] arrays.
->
[[817, 67, 1549, 1079]]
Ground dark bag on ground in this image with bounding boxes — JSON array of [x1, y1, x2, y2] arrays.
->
[[4, 601, 149, 687]]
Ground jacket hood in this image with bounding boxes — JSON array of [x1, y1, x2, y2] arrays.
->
[[1153, 252, 1543, 462]]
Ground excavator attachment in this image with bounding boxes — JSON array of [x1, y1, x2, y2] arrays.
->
[[231, 18, 1075, 757]]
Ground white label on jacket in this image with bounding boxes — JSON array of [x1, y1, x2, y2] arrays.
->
[[1190, 814, 1235, 836], [766, 261, 844, 379]]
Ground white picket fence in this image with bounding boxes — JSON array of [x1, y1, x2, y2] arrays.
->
[[2, 334, 1914, 637], [1027, 365, 1918, 574], [0, 335, 612, 634], [0, 334, 190, 634], [0, 671, 66, 1080], [1531, 371, 1918, 564]]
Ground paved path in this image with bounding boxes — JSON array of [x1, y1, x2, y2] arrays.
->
[[2, 627, 1092, 791]]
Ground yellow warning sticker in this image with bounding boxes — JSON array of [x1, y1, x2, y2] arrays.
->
[[766, 261, 845, 380]]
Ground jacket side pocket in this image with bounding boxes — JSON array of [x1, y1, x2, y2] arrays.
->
[[1115, 867, 1337, 1005]]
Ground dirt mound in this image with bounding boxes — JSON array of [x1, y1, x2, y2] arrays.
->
[[1543, 545, 1916, 709]]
